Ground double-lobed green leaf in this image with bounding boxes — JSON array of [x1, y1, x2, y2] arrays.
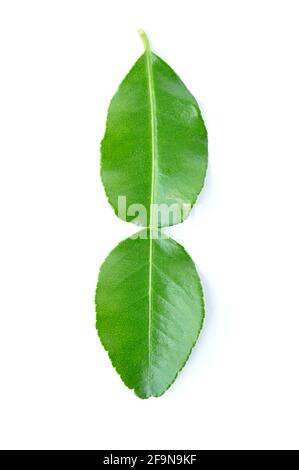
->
[[96, 31, 208, 398]]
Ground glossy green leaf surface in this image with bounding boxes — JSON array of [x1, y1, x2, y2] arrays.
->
[[101, 31, 208, 227], [95, 230, 204, 399]]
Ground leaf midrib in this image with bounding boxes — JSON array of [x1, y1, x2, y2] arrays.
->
[[140, 30, 158, 391]]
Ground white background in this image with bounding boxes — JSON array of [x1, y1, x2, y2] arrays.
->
[[0, 0, 299, 450]]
